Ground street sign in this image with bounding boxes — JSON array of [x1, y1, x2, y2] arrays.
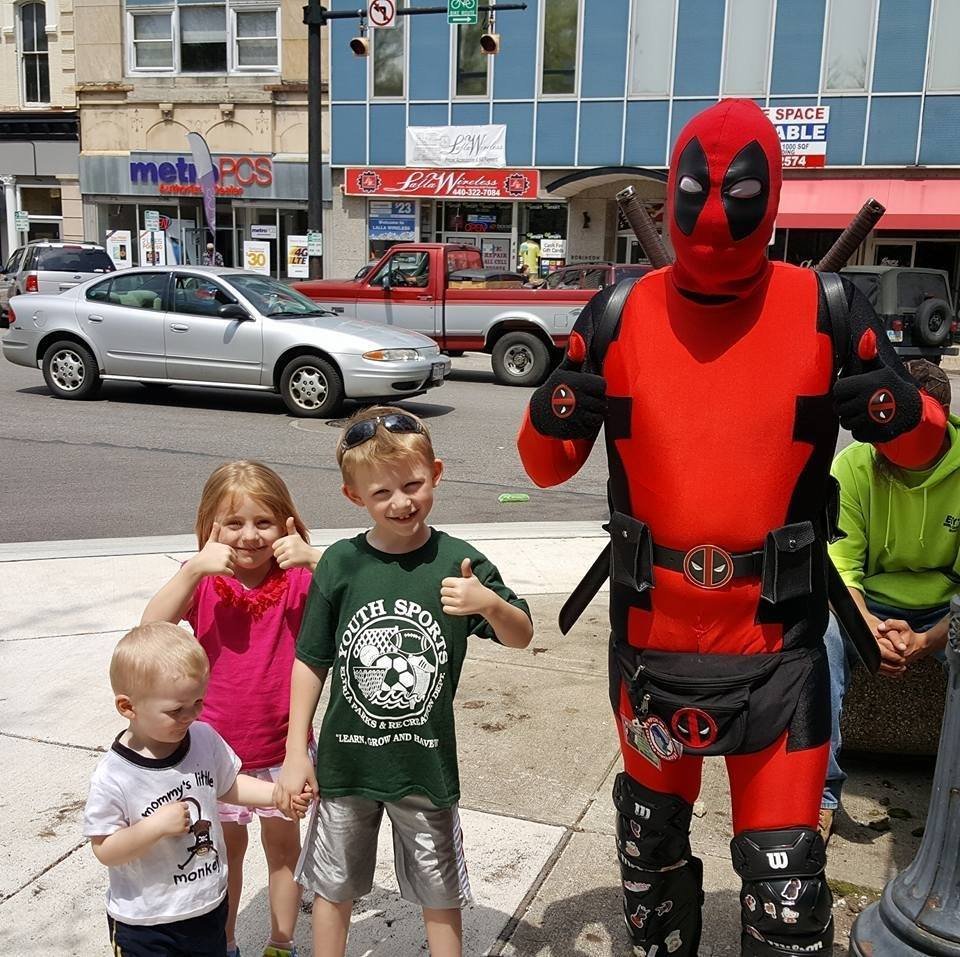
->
[[144, 209, 160, 231], [14, 211, 29, 232], [368, 0, 396, 28], [447, 0, 478, 25], [307, 231, 323, 256]]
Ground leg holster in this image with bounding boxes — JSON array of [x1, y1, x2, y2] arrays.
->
[[613, 773, 703, 957], [730, 827, 833, 955]]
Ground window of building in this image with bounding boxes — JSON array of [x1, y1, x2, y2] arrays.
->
[[372, 14, 405, 97], [628, 0, 675, 97], [125, 0, 279, 74], [721, 0, 774, 96], [541, 0, 579, 95], [20, 2, 50, 105], [822, 0, 877, 93], [455, 23, 488, 96], [928, 0, 960, 92]]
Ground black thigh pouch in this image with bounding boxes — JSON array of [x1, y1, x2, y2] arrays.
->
[[616, 644, 821, 756]]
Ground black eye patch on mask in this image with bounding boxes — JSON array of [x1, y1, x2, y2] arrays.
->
[[673, 136, 710, 236], [721, 140, 770, 241]]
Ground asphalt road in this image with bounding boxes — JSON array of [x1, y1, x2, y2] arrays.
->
[[2, 334, 953, 544], [0, 345, 609, 542]]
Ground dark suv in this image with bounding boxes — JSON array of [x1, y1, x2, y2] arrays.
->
[[842, 266, 959, 361], [542, 262, 652, 291]]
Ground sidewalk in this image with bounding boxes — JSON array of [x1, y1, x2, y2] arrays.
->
[[0, 522, 933, 956]]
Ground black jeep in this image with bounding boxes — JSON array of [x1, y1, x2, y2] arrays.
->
[[841, 266, 959, 362]]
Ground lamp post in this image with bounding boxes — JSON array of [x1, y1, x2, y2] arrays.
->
[[301, 1, 527, 280], [849, 593, 960, 955]]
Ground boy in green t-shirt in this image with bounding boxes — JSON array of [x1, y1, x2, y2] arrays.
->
[[275, 406, 533, 957]]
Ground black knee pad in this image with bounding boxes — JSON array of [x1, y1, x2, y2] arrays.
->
[[613, 772, 694, 868], [731, 828, 833, 955], [613, 774, 703, 956]]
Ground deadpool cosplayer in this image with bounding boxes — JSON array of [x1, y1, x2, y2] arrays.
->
[[518, 99, 947, 956]]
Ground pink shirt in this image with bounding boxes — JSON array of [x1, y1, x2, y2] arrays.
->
[[187, 565, 312, 770]]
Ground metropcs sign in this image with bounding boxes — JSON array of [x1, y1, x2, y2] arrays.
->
[[762, 105, 830, 169], [129, 154, 273, 196]]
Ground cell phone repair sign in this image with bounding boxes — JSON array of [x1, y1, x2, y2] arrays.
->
[[762, 105, 830, 169]]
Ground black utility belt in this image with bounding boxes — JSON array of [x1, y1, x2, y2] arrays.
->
[[606, 511, 820, 604], [616, 642, 823, 756]]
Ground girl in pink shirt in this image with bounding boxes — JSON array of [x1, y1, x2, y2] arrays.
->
[[143, 461, 321, 957]]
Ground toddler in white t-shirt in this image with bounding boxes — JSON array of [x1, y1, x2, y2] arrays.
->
[[83, 622, 310, 956]]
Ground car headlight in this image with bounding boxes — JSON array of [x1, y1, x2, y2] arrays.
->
[[418, 344, 441, 358], [363, 348, 419, 361]]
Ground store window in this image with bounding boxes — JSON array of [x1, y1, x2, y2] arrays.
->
[[19, 185, 62, 241], [541, 0, 578, 95], [455, 23, 487, 96], [628, 0, 675, 97], [822, 0, 876, 93], [928, 0, 960, 92], [125, 0, 280, 74], [20, 2, 50, 105], [721, 0, 773, 96], [372, 9, 405, 97], [781, 229, 841, 267], [520, 202, 568, 276], [440, 201, 512, 236]]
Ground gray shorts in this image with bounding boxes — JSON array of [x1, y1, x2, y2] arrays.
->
[[294, 793, 473, 910]]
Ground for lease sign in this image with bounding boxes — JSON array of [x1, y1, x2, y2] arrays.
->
[[762, 105, 830, 169]]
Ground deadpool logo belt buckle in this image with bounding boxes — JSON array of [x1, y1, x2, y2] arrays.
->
[[682, 544, 734, 589]]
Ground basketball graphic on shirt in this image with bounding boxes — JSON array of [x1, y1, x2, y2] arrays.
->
[[340, 604, 447, 726]]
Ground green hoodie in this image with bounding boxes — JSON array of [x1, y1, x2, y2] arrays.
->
[[828, 414, 960, 610]]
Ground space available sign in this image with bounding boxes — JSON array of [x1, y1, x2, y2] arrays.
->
[[762, 105, 830, 168], [406, 125, 507, 168], [346, 167, 539, 200]]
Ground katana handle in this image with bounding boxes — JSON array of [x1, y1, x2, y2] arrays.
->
[[616, 186, 673, 269], [814, 198, 886, 273]]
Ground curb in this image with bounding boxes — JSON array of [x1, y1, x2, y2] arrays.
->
[[0, 521, 607, 563]]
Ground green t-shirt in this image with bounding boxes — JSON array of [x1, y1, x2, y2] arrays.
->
[[296, 529, 531, 808]]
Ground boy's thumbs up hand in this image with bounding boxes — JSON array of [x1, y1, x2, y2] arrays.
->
[[441, 558, 491, 617], [190, 521, 236, 578]]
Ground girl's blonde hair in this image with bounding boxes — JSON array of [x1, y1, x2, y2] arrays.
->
[[195, 460, 309, 549], [336, 405, 435, 485]]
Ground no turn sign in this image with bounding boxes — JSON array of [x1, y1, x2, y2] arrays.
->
[[368, 0, 396, 28]]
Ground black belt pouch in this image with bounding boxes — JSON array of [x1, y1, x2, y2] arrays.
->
[[607, 511, 655, 593], [760, 521, 816, 605], [616, 645, 819, 756]]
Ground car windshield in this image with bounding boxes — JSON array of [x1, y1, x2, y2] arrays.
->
[[226, 274, 328, 316], [36, 247, 114, 273]]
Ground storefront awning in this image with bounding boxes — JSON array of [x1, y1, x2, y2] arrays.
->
[[778, 178, 960, 231]]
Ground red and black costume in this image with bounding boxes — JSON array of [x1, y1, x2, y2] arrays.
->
[[518, 100, 946, 956]]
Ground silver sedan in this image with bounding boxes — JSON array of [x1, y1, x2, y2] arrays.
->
[[2, 266, 451, 417]]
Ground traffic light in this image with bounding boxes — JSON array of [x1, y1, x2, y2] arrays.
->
[[480, 15, 499, 55], [350, 21, 369, 56]]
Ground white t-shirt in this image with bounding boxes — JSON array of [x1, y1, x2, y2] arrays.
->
[[83, 721, 241, 925]]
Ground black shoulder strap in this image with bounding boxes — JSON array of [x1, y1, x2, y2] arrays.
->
[[589, 277, 640, 373], [818, 271, 851, 375]]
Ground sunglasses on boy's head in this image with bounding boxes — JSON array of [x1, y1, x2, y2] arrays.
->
[[341, 413, 425, 451]]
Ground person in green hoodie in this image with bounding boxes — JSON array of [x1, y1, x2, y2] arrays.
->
[[821, 359, 959, 843]]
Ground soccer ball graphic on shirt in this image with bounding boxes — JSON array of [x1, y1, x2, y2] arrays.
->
[[374, 652, 417, 693]]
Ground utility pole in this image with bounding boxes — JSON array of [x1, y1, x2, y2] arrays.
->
[[302, 1, 527, 280]]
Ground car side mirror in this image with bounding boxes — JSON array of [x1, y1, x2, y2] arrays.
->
[[382, 272, 392, 292], [219, 303, 251, 321]]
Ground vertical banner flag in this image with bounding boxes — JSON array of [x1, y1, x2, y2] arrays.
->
[[187, 132, 217, 239]]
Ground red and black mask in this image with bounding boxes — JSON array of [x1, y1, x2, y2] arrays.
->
[[667, 99, 782, 300]]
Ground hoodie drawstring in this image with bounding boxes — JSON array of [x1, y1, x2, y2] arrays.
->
[[919, 488, 928, 549]]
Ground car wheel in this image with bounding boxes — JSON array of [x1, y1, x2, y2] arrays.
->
[[915, 299, 952, 347], [41, 339, 101, 400], [491, 332, 551, 386], [280, 355, 344, 418]]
